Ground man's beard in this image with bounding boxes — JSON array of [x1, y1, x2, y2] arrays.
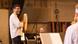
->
[[16, 11, 20, 17], [17, 14, 20, 18]]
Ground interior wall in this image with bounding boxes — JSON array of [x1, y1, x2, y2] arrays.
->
[[23, 1, 76, 22], [22, 1, 76, 33], [0, 9, 9, 44]]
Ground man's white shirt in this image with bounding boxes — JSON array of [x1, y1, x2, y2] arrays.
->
[[10, 13, 20, 38], [64, 22, 78, 44]]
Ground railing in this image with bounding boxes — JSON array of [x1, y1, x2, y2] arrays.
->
[[27, 22, 71, 33]]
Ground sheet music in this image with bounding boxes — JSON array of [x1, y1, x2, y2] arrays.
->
[[40, 33, 63, 44]]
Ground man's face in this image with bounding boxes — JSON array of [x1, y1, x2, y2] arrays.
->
[[74, 14, 78, 22], [13, 6, 21, 15]]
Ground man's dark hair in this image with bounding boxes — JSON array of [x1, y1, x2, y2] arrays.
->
[[12, 4, 20, 9]]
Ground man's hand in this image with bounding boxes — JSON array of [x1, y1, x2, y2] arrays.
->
[[20, 22, 24, 28]]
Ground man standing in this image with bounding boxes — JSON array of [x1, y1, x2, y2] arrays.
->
[[64, 4, 78, 44], [10, 4, 23, 44]]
